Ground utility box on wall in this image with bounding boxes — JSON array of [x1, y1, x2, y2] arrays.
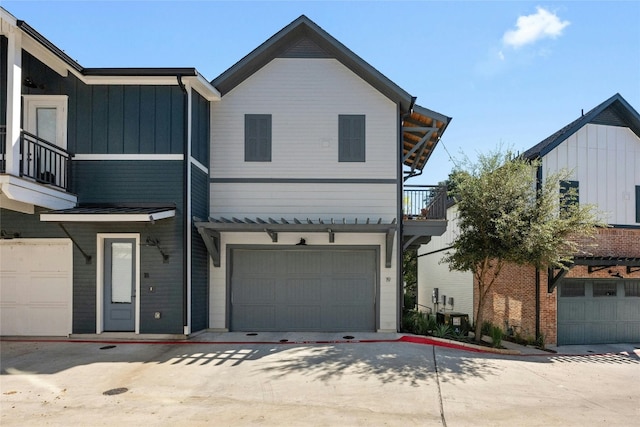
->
[[436, 312, 470, 336]]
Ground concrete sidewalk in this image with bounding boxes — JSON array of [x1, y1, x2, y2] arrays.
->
[[1, 337, 639, 426]]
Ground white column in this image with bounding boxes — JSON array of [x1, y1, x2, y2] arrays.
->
[[5, 29, 22, 176]]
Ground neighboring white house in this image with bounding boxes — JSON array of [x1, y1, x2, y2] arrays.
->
[[418, 93, 640, 345], [417, 204, 474, 322]]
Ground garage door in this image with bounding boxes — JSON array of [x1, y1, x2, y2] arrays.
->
[[558, 280, 640, 345], [0, 239, 73, 336], [230, 248, 376, 331]]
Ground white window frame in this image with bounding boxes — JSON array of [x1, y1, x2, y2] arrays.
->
[[22, 95, 68, 149]]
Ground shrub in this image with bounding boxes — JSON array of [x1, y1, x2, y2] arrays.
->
[[433, 323, 454, 339], [490, 325, 503, 348]]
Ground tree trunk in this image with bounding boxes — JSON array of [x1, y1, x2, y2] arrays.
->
[[474, 287, 485, 342]]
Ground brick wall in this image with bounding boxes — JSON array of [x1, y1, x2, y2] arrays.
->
[[474, 227, 640, 346]]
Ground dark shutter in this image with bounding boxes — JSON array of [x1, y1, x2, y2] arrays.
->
[[339, 115, 365, 162], [245, 114, 271, 162]]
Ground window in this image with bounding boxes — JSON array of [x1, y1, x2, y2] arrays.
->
[[244, 114, 271, 162], [636, 185, 640, 223], [339, 115, 365, 162], [559, 180, 579, 216], [625, 282, 640, 297], [560, 282, 585, 297], [23, 95, 68, 148], [593, 282, 617, 297]]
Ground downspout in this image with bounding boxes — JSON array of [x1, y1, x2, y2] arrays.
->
[[177, 74, 189, 333], [397, 97, 417, 331]]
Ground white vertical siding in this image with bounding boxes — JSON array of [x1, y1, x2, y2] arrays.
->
[[542, 124, 640, 226], [208, 232, 398, 332], [416, 205, 474, 321]]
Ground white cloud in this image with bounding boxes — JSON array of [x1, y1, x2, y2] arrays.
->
[[503, 7, 570, 49]]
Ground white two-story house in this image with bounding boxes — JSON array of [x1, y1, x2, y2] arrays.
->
[[195, 16, 451, 333]]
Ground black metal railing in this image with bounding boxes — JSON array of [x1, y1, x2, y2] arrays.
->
[[0, 126, 6, 173], [403, 185, 447, 220], [19, 130, 72, 191]]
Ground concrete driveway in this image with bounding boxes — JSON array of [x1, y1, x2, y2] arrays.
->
[[1, 334, 639, 426]]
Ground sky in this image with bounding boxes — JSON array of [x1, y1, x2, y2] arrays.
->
[[3, 0, 639, 185]]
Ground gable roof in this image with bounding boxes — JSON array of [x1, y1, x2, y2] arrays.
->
[[523, 93, 640, 160], [211, 15, 414, 112]]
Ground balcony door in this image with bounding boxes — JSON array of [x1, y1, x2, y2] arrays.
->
[[22, 95, 68, 185], [23, 95, 68, 148]]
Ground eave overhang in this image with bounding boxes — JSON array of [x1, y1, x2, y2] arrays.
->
[[194, 216, 397, 268], [211, 15, 414, 111], [40, 205, 176, 222], [402, 104, 452, 175]]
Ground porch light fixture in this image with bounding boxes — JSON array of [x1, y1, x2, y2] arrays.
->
[[23, 77, 42, 89]]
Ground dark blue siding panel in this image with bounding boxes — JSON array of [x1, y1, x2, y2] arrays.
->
[[90, 86, 109, 153], [75, 80, 93, 152], [154, 86, 171, 153], [171, 89, 184, 154], [22, 51, 65, 95], [108, 86, 125, 153], [139, 86, 156, 153], [19, 52, 185, 155], [191, 168, 209, 331], [1, 36, 7, 126], [123, 86, 141, 153]]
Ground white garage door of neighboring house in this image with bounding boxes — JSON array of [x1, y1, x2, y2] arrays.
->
[[558, 280, 640, 345], [0, 239, 73, 336], [230, 248, 377, 332]]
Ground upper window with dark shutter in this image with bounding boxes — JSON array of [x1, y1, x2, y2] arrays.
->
[[339, 115, 365, 162], [245, 114, 271, 162]]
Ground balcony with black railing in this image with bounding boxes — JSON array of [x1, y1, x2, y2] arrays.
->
[[402, 184, 448, 250], [0, 126, 73, 192], [403, 185, 447, 220]]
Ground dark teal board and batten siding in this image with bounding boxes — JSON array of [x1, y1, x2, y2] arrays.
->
[[190, 167, 209, 332], [191, 91, 210, 168], [0, 208, 185, 333], [21, 51, 185, 155], [1, 36, 7, 126]]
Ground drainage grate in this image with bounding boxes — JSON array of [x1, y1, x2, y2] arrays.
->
[[99, 345, 116, 350], [342, 336, 355, 340], [246, 333, 258, 336], [103, 387, 128, 396], [279, 339, 289, 343]]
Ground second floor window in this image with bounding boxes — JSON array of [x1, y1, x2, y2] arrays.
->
[[339, 115, 365, 162], [245, 114, 271, 162], [559, 180, 579, 216]]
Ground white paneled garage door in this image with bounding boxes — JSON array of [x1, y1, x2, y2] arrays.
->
[[0, 239, 73, 336], [557, 280, 640, 345], [230, 248, 377, 332]]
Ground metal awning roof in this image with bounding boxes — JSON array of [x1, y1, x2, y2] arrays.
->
[[548, 256, 640, 292], [40, 205, 176, 222], [194, 216, 397, 268], [402, 104, 452, 177]]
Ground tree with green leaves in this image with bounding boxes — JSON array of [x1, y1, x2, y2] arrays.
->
[[442, 150, 603, 342]]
